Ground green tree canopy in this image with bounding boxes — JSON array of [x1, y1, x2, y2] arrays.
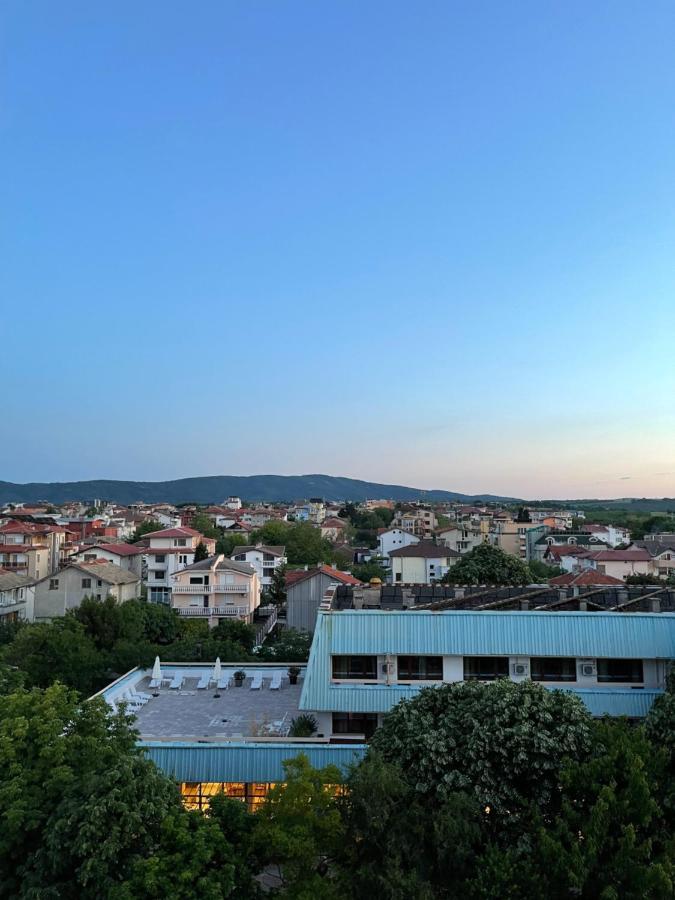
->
[[369, 679, 593, 824], [443, 543, 532, 586], [129, 519, 162, 543], [194, 540, 209, 562]]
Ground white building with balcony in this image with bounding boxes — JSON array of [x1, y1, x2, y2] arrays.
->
[[140, 527, 217, 604], [0, 570, 35, 623], [229, 544, 286, 593], [171, 554, 261, 626]]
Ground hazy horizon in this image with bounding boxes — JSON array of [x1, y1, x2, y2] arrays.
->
[[3, 2, 674, 499]]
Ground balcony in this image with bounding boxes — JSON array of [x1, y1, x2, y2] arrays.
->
[[172, 584, 249, 594], [0, 562, 28, 571], [176, 606, 250, 617]]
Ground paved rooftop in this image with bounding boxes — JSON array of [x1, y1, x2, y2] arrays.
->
[[117, 668, 305, 739]]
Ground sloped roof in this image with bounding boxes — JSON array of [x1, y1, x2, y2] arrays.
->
[[141, 527, 204, 539], [285, 566, 362, 588], [389, 540, 460, 559], [631, 539, 675, 558], [0, 570, 36, 590], [50, 560, 140, 585], [230, 545, 286, 557], [175, 554, 255, 576], [75, 542, 143, 557], [549, 571, 626, 587], [588, 549, 651, 562]]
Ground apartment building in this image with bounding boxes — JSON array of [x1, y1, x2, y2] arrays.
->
[[141, 527, 217, 604], [33, 560, 140, 621], [230, 544, 287, 593], [170, 554, 261, 625], [436, 525, 484, 554], [391, 508, 437, 539], [489, 520, 547, 561], [0, 520, 65, 579], [377, 528, 420, 567], [630, 536, 675, 578]]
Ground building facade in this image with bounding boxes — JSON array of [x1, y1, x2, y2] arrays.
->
[[171, 554, 261, 625], [141, 527, 217, 604], [230, 544, 287, 593], [33, 560, 140, 620]]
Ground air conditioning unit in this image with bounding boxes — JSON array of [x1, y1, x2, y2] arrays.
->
[[513, 662, 529, 676], [580, 661, 596, 677]]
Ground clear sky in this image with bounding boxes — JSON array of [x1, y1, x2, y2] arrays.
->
[[2, 1, 675, 499]]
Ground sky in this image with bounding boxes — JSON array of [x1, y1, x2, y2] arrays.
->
[[2, 1, 675, 500]]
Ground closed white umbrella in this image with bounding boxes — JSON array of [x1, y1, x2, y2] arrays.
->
[[151, 656, 162, 682], [212, 657, 222, 684]]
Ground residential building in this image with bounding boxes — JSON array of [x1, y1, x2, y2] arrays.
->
[[582, 524, 632, 548], [286, 566, 362, 633], [436, 525, 484, 554], [544, 545, 593, 572], [69, 542, 144, 578], [170, 554, 261, 625], [630, 536, 675, 578], [377, 528, 420, 573], [299, 608, 675, 740], [320, 517, 348, 542], [33, 560, 140, 620], [230, 544, 287, 593], [0, 569, 35, 622], [225, 496, 242, 510], [532, 532, 608, 563], [391, 508, 437, 539], [490, 520, 547, 561], [584, 549, 652, 580], [389, 541, 459, 584], [141, 527, 217, 604], [0, 520, 65, 579]]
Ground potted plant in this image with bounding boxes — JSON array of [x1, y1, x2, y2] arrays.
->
[[288, 665, 301, 685], [233, 669, 246, 687], [288, 714, 318, 737]]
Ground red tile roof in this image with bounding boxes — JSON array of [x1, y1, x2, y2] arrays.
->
[[545, 546, 590, 560], [141, 526, 204, 539], [587, 549, 651, 562], [549, 571, 626, 586], [285, 565, 362, 588], [76, 542, 143, 557]]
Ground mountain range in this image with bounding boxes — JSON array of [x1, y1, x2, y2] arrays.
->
[[0, 474, 517, 506]]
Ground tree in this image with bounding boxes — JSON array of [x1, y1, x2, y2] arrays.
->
[[442, 543, 532, 586], [255, 628, 312, 662], [515, 507, 531, 523], [1, 617, 105, 695], [252, 754, 345, 899], [216, 533, 248, 556], [268, 564, 287, 607], [528, 559, 563, 581], [369, 679, 593, 825], [194, 540, 209, 562], [190, 513, 219, 541], [350, 561, 386, 583], [0, 684, 241, 899], [211, 619, 256, 652], [129, 519, 162, 542]]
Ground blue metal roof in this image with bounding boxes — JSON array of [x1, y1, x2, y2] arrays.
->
[[309, 610, 675, 658], [141, 741, 366, 783], [299, 610, 674, 713], [548, 688, 663, 719]]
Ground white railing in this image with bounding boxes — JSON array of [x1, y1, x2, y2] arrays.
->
[[254, 606, 278, 647], [172, 584, 249, 594], [176, 606, 250, 617]]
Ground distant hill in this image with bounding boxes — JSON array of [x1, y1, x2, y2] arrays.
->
[[0, 474, 518, 506]]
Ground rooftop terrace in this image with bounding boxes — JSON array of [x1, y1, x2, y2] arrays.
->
[[100, 664, 306, 741]]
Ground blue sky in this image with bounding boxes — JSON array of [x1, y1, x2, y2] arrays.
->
[[2, 1, 675, 499]]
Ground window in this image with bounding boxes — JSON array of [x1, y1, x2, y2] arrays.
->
[[153, 570, 166, 580], [332, 712, 378, 739], [155, 554, 166, 563], [597, 659, 643, 683], [463, 657, 509, 681], [332, 656, 377, 680], [84, 553, 97, 561], [189, 577, 203, 585], [179, 555, 188, 565], [49, 578, 59, 590], [81, 578, 92, 589], [97, 580, 102, 587], [234, 554, 245, 561], [531, 657, 576, 682], [175, 539, 187, 547], [397, 656, 443, 681]]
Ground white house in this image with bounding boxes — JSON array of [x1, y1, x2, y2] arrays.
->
[[225, 497, 242, 510], [229, 544, 287, 593], [140, 527, 217, 604], [377, 528, 420, 561], [389, 541, 460, 584], [69, 542, 144, 578], [436, 526, 484, 555]]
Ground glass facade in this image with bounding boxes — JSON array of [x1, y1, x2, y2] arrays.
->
[[180, 781, 276, 812]]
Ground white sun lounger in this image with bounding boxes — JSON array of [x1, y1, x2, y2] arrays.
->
[[169, 673, 183, 690], [269, 673, 282, 690], [149, 677, 161, 689], [131, 689, 153, 701], [218, 674, 232, 690], [250, 672, 263, 690], [197, 673, 210, 689]]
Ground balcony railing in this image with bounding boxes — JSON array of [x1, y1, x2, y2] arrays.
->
[[0, 562, 28, 571], [172, 584, 249, 594], [176, 606, 250, 617]]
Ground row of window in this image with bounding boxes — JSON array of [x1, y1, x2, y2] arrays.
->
[[49, 577, 103, 590], [331, 655, 645, 684]]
